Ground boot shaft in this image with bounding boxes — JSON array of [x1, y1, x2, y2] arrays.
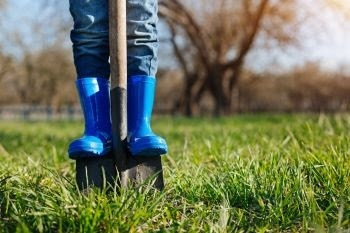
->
[[127, 75, 156, 132], [76, 78, 112, 135]]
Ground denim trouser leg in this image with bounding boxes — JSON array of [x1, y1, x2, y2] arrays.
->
[[69, 0, 158, 79], [127, 0, 158, 76], [69, 0, 110, 79]]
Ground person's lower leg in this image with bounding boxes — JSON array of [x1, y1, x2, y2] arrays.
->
[[68, 0, 115, 189], [126, 0, 167, 156]]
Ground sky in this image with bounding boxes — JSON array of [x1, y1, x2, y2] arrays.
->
[[246, 0, 350, 73], [1, 0, 350, 73]]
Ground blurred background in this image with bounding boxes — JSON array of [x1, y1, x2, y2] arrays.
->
[[0, 0, 350, 119]]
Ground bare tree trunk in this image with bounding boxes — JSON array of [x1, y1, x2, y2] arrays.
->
[[160, 0, 298, 116]]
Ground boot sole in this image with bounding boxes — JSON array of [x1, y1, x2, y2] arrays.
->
[[69, 146, 112, 159], [129, 142, 167, 156]]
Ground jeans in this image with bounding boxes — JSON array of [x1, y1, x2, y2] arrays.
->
[[69, 0, 159, 79]]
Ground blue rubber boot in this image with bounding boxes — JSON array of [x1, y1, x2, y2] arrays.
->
[[69, 78, 112, 159], [127, 75, 168, 156]]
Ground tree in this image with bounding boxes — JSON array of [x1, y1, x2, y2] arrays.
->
[[325, 0, 350, 18], [0, 53, 12, 81], [0, 0, 6, 9], [159, 0, 300, 116], [0, 0, 76, 109], [12, 48, 75, 109]]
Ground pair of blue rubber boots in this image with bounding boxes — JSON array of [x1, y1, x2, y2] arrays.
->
[[68, 76, 167, 159]]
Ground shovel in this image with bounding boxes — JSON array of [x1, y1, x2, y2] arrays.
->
[[109, 0, 164, 190], [75, 0, 164, 191]]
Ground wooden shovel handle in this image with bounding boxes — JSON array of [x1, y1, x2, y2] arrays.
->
[[109, 0, 128, 186], [109, 0, 127, 90]]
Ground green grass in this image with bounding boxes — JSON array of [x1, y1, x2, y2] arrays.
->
[[0, 114, 350, 232]]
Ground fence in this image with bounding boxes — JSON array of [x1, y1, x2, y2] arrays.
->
[[0, 106, 83, 120], [0, 104, 173, 120]]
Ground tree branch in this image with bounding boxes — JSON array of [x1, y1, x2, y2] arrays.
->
[[223, 0, 269, 70]]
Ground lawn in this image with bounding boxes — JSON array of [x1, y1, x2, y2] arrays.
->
[[0, 115, 349, 232]]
